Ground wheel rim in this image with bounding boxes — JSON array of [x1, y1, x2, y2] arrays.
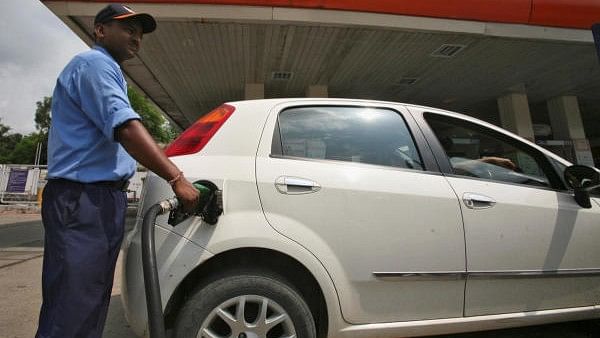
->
[[197, 295, 297, 338]]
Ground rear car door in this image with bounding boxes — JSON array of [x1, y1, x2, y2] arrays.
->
[[255, 101, 466, 324], [416, 109, 600, 316]]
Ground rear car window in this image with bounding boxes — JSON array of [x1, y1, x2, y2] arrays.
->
[[276, 106, 423, 170]]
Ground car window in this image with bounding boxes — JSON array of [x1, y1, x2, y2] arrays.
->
[[424, 113, 552, 188], [277, 106, 423, 170]]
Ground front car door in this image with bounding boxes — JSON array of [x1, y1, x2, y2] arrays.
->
[[255, 101, 466, 324], [414, 107, 600, 316]]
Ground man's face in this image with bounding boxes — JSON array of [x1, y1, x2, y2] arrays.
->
[[95, 19, 144, 63]]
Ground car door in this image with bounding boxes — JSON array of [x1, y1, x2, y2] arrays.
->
[[416, 109, 600, 316], [255, 101, 466, 324]]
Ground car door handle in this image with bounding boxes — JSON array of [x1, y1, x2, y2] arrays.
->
[[275, 176, 321, 194], [463, 192, 496, 209]]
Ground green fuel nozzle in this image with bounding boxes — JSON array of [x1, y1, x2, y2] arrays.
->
[[168, 180, 222, 226]]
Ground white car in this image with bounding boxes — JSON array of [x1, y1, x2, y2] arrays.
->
[[121, 98, 600, 338]]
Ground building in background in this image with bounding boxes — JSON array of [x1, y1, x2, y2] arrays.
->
[[43, 0, 600, 166]]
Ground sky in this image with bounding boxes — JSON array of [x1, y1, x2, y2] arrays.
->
[[0, 0, 87, 135]]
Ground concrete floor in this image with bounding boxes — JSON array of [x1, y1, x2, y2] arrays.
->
[[0, 248, 136, 338], [0, 211, 137, 338]]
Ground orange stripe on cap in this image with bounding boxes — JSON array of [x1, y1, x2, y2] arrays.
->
[[113, 13, 138, 20]]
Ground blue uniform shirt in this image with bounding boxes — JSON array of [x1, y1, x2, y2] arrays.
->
[[47, 45, 141, 182]]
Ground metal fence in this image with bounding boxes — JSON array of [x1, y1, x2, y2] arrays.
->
[[0, 164, 146, 206], [0, 164, 46, 204]]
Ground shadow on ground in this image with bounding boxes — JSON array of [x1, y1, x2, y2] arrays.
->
[[104, 295, 138, 338]]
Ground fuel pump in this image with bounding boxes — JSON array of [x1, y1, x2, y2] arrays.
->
[[141, 180, 222, 338]]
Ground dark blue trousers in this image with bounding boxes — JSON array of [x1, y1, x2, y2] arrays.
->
[[36, 179, 127, 338]]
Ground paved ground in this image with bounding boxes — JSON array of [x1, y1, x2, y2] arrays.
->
[[0, 248, 136, 338], [0, 210, 598, 338], [0, 210, 137, 338]]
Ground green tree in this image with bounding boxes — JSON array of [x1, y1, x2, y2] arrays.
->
[[9, 133, 38, 164], [35, 97, 52, 135], [0, 120, 23, 163], [33, 97, 52, 165], [128, 86, 177, 144], [0, 97, 52, 165]]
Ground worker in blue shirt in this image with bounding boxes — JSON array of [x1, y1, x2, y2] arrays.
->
[[35, 4, 199, 338]]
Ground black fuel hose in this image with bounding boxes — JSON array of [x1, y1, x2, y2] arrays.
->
[[142, 199, 177, 338], [140, 183, 221, 338]]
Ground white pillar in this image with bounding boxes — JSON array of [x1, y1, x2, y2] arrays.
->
[[245, 83, 264, 100], [547, 96, 594, 166], [306, 85, 328, 98], [497, 93, 534, 141], [547, 96, 585, 139]]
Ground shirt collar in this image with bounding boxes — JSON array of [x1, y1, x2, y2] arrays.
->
[[92, 45, 119, 66]]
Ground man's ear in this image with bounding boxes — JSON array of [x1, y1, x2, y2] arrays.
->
[[94, 23, 105, 42]]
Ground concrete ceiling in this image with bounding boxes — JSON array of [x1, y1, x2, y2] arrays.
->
[[45, 2, 600, 135]]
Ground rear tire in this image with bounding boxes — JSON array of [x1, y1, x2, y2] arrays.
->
[[174, 271, 316, 338]]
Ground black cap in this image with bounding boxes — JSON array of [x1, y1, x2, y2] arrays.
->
[[94, 4, 156, 34]]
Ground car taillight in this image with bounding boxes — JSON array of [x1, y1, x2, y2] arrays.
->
[[165, 104, 235, 157]]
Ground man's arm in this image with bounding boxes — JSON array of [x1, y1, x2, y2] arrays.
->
[[117, 119, 199, 212]]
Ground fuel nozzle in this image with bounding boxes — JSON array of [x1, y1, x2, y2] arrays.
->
[[168, 180, 223, 226]]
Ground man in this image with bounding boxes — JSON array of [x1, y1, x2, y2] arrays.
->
[[36, 4, 199, 338]]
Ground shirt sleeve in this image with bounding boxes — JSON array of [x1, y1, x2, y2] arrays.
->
[[74, 58, 141, 141]]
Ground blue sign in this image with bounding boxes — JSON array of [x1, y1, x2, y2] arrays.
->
[[6, 169, 28, 193], [592, 23, 600, 63]]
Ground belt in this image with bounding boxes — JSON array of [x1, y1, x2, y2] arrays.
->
[[91, 180, 130, 192], [51, 178, 130, 192]]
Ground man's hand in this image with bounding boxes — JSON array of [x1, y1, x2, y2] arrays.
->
[[172, 178, 200, 213], [480, 156, 517, 170]]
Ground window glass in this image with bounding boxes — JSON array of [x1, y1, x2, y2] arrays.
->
[[425, 113, 550, 188], [278, 106, 423, 170]]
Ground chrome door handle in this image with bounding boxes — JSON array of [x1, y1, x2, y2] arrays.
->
[[463, 192, 496, 209], [275, 176, 321, 194]]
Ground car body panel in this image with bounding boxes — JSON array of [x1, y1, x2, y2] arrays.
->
[[406, 106, 600, 316], [124, 171, 346, 337], [337, 305, 600, 338], [123, 100, 346, 336], [121, 215, 212, 337], [255, 100, 466, 323], [445, 176, 600, 315]]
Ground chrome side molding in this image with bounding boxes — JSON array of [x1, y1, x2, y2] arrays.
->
[[373, 268, 600, 280], [468, 268, 600, 279], [373, 272, 466, 280]]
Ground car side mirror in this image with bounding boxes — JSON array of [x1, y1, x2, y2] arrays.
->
[[564, 165, 600, 208]]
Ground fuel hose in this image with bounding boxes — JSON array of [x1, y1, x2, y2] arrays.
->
[[141, 181, 221, 338], [141, 198, 178, 338]]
